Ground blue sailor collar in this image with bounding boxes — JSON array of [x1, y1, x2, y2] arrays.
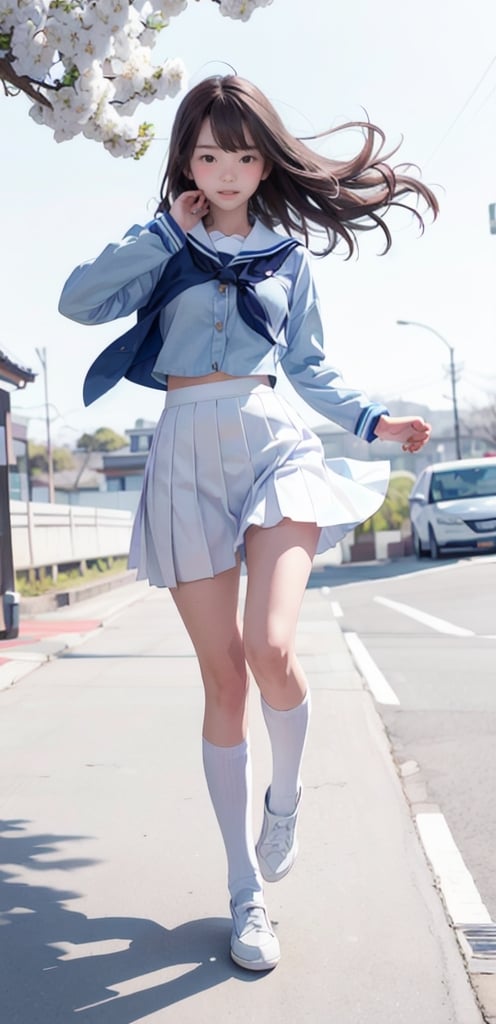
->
[[82, 217, 301, 406], [188, 217, 299, 265]]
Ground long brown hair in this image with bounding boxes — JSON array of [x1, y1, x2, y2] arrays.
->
[[157, 75, 438, 256]]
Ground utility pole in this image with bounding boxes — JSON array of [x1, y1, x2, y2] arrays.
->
[[489, 203, 496, 235], [396, 320, 462, 460], [35, 347, 55, 503]]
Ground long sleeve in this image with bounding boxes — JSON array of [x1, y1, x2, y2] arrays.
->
[[280, 250, 388, 441], [58, 212, 186, 325]]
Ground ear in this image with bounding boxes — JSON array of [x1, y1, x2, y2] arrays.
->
[[261, 161, 272, 181]]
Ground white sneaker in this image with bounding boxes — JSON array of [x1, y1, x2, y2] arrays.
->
[[256, 788, 301, 883], [230, 890, 280, 971]]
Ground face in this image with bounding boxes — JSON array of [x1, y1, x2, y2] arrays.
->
[[188, 119, 270, 220]]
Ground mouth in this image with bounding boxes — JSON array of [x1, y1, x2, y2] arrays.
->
[[217, 191, 239, 197]]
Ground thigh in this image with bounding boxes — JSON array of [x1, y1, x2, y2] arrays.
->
[[243, 519, 320, 653], [170, 561, 245, 683]]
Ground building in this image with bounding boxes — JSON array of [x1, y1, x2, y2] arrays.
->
[[100, 419, 156, 511], [0, 349, 36, 639]]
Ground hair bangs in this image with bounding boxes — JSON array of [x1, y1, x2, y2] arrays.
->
[[208, 97, 259, 153]]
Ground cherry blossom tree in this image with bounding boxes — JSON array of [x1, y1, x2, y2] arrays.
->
[[0, 0, 273, 158]]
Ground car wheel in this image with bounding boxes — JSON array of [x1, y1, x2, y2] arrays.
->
[[428, 526, 441, 560], [412, 527, 426, 559]]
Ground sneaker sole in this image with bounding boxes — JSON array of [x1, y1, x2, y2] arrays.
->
[[230, 948, 280, 971]]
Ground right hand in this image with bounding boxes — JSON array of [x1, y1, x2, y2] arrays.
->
[[169, 190, 210, 233]]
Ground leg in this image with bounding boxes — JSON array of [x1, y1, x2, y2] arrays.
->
[[170, 562, 247, 747], [170, 565, 262, 898], [171, 564, 279, 970], [243, 519, 320, 712], [244, 519, 320, 881]]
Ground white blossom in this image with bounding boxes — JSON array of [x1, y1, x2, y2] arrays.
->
[[0, 0, 46, 32], [0, 0, 273, 158], [218, 0, 273, 21], [10, 19, 55, 78], [82, 0, 130, 34], [155, 0, 187, 16]]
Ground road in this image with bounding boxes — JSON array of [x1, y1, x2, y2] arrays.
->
[[1, 579, 486, 1023], [310, 553, 496, 927]]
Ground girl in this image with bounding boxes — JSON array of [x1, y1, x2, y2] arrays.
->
[[59, 75, 437, 973]]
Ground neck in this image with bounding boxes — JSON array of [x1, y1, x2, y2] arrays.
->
[[204, 205, 252, 237]]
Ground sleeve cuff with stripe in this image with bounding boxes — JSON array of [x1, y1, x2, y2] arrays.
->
[[354, 404, 389, 442], [146, 212, 186, 252]]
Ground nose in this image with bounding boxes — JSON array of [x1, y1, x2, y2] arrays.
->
[[220, 164, 235, 182]]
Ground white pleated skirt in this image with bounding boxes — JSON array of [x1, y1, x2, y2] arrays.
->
[[128, 378, 389, 588]]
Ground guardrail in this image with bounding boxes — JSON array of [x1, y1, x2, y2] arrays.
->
[[10, 500, 133, 575]]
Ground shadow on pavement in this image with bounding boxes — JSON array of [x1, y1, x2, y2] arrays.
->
[[0, 820, 260, 1024], [307, 554, 460, 589]]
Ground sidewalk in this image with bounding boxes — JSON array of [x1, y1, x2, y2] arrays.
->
[[0, 577, 485, 1023]]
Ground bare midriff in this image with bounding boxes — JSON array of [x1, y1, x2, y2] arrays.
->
[[167, 371, 270, 390]]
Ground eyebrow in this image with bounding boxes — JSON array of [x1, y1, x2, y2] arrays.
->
[[195, 143, 258, 150]]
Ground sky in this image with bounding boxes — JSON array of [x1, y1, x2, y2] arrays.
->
[[2, 0, 496, 446]]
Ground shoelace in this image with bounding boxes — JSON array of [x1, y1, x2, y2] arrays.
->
[[234, 901, 271, 937]]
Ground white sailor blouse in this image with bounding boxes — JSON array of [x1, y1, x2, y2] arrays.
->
[[58, 213, 388, 441]]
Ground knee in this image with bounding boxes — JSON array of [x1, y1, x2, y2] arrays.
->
[[244, 632, 292, 686], [201, 662, 249, 716]]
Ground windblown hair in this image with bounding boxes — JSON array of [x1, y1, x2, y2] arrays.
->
[[157, 75, 438, 257]]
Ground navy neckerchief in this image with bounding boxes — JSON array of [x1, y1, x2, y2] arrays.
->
[[83, 234, 300, 406]]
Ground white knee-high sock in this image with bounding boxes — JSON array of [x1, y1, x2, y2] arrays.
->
[[202, 737, 263, 901], [261, 691, 311, 815]]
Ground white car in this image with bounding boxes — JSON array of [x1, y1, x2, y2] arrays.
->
[[409, 457, 496, 559]]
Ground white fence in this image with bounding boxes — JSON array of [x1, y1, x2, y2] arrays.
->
[[10, 500, 133, 572], [9, 500, 408, 575]]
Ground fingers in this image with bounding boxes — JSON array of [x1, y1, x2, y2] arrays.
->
[[402, 429, 431, 453], [184, 190, 209, 220], [400, 418, 431, 453], [169, 191, 209, 231]]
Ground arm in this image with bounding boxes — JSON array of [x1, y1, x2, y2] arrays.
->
[[281, 251, 430, 452], [280, 251, 388, 440], [58, 211, 186, 325]]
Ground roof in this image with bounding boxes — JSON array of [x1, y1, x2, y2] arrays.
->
[[422, 457, 496, 473], [0, 350, 36, 388]]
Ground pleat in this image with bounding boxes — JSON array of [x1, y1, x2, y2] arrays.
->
[[128, 380, 390, 588]]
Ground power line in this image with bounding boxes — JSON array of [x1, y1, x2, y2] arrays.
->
[[425, 55, 496, 166]]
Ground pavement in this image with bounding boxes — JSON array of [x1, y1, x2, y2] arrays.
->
[[0, 571, 489, 1023]]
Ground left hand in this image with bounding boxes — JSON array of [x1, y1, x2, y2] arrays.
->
[[374, 415, 431, 453]]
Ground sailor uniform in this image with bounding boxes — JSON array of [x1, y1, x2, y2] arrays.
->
[[59, 214, 389, 587]]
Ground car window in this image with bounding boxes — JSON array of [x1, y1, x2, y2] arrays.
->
[[429, 465, 496, 502]]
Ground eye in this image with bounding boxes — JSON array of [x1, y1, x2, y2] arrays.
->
[[200, 154, 215, 163], [240, 154, 256, 164]]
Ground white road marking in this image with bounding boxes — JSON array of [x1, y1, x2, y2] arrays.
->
[[416, 812, 492, 926], [374, 596, 475, 637], [344, 632, 400, 705], [330, 601, 343, 618]]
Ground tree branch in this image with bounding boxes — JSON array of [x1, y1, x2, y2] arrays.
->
[[0, 56, 52, 108]]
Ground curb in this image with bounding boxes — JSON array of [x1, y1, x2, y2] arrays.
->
[[0, 573, 144, 693], [18, 570, 137, 616]]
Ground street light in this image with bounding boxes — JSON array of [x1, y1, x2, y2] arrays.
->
[[396, 319, 462, 460]]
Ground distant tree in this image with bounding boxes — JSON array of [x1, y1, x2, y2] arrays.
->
[[73, 426, 127, 489], [28, 441, 75, 476], [77, 427, 128, 452], [462, 400, 496, 452], [358, 474, 414, 534]]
